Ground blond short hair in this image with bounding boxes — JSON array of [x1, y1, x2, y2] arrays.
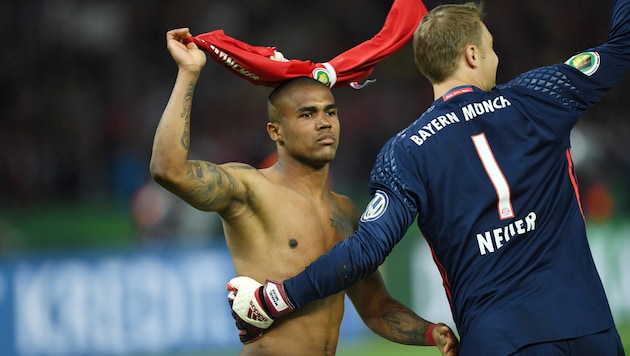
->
[[413, 2, 485, 84]]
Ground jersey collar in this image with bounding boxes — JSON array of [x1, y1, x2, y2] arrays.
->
[[441, 86, 475, 102]]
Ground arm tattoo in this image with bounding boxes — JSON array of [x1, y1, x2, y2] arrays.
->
[[187, 161, 235, 207], [382, 305, 430, 344], [180, 80, 196, 150], [186, 161, 254, 209]]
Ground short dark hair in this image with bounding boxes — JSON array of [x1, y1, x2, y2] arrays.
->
[[267, 77, 330, 123]]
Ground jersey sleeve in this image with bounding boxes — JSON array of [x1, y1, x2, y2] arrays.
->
[[504, 0, 630, 109], [497, 0, 630, 137], [560, 0, 630, 105], [283, 137, 418, 308]]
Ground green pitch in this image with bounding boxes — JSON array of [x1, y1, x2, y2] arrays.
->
[[337, 323, 630, 356]]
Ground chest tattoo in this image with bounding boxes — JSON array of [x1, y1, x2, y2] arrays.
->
[[330, 209, 353, 237]]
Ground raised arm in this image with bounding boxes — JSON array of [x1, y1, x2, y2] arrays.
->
[[347, 272, 459, 355], [150, 28, 248, 213]]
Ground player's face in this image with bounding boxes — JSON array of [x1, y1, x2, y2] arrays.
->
[[479, 22, 498, 90], [277, 85, 340, 167]]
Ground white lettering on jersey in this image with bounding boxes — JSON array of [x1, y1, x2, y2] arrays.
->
[[361, 190, 389, 222], [476, 211, 537, 255], [462, 96, 512, 121], [409, 95, 512, 147], [410, 112, 460, 146], [210, 45, 261, 80], [472, 133, 515, 220]]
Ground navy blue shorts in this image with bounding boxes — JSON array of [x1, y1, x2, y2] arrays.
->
[[510, 328, 625, 356]]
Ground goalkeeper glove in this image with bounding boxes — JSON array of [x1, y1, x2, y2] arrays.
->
[[226, 277, 295, 343]]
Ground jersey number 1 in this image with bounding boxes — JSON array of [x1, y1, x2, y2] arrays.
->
[[471, 133, 515, 220]]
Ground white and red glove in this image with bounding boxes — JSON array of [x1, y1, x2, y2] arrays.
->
[[227, 283, 265, 344], [226, 277, 295, 343]]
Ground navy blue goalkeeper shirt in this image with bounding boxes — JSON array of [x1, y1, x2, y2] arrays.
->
[[284, 0, 630, 353]]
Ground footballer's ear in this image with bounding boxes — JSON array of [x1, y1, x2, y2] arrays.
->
[[465, 45, 478, 68], [267, 122, 282, 142]]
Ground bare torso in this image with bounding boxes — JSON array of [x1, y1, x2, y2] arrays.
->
[[221, 167, 357, 356]]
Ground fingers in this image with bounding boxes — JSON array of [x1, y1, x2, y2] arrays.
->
[[226, 277, 259, 305], [232, 310, 265, 343], [227, 276, 260, 290], [226, 277, 269, 344], [166, 28, 196, 53], [166, 28, 191, 42], [227, 281, 238, 305], [436, 324, 459, 356], [164, 27, 207, 70]]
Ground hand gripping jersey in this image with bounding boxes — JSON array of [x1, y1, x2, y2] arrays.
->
[[283, 0, 630, 354]]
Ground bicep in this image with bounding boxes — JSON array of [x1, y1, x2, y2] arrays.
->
[[164, 160, 249, 213]]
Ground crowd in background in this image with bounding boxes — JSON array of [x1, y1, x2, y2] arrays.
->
[[2, 0, 629, 241]]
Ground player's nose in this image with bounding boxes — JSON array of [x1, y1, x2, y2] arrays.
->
[[316, 113, 333, 129]]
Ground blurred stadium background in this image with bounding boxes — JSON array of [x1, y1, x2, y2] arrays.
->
[[1, 0, 629, 354]]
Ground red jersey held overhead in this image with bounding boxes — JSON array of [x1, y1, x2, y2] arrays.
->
[[185, 0, 427, 89]]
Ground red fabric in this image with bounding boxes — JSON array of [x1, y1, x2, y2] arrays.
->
[[185, 0, 427, 89]]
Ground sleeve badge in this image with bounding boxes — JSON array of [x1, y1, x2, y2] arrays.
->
[[564, 51, 600, 76]]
